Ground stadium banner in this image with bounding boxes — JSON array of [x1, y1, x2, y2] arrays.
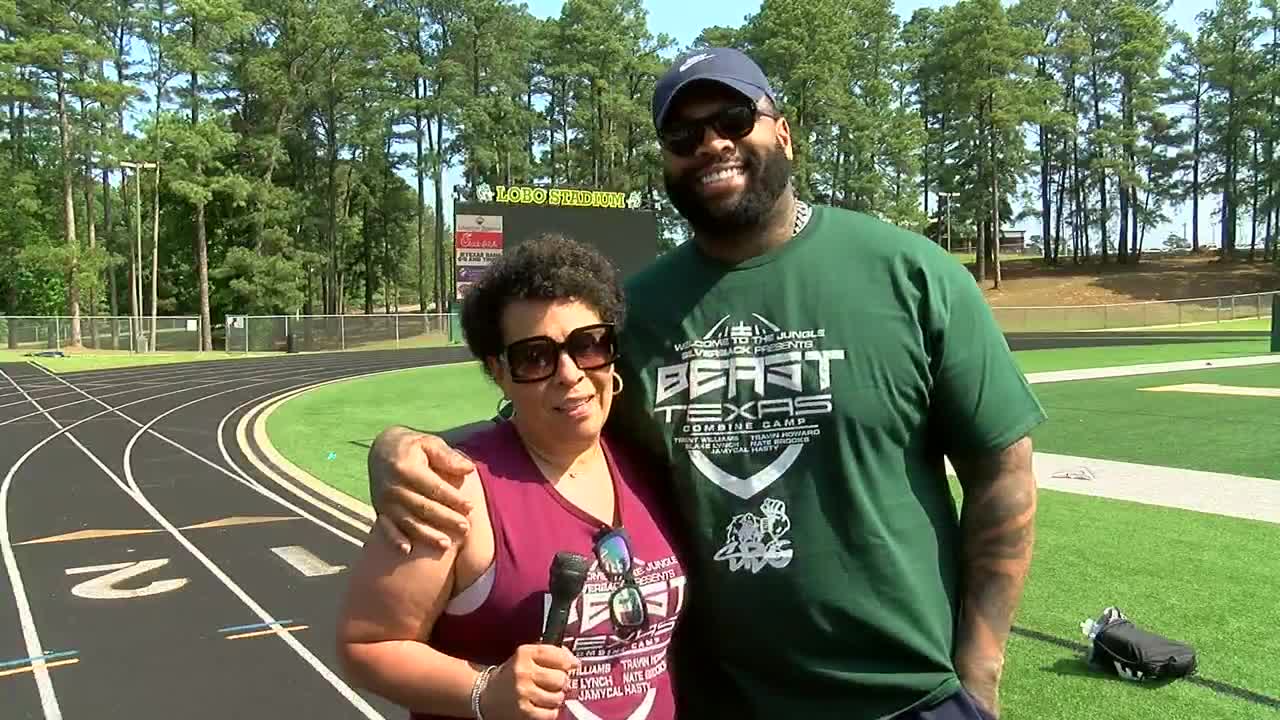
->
[[488, 184, 643, 211], [455, 214, 504, 300]]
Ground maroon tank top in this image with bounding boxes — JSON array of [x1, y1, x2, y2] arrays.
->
[[413, 421, 685, 720]]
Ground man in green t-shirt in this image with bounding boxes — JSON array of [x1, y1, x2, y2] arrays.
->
[[366, 48, 1045, 720]]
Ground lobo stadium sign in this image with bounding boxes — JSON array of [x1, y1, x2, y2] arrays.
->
[[474, 183, 645, 211]]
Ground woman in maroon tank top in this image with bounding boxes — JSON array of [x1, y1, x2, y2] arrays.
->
[[337, 235, 686, 720]]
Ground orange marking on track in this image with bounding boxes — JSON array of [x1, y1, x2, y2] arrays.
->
[[225, 624, 310, 641], [0, 658, 79, 679]]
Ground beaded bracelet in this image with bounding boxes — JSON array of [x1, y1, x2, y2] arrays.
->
[[470, 665, 498, 719]]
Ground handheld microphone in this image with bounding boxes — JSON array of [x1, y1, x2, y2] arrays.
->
[[540, 551, 591, 646]]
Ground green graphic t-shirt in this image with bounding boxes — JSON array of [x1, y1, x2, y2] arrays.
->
[[608, 204, 1047, 719]]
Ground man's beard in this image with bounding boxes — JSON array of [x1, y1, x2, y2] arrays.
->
[[663, 140, 792, 240]]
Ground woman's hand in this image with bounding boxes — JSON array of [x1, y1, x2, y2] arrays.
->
[[480, 644, 581, 720]]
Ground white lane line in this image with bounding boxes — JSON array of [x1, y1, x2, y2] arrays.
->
[[122, 432, 385, 717], [19, 368, 386, 718], [0, 370, 65, 720], [0, 361, 378, 718], [34, 367, 371, 547], [219, 388, 372, 535], [270, 546, 346, 577], [0, 363, 327, 429], [234, 369, 443, 532]]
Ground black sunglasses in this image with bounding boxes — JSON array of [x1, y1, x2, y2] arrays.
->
[[658, 100, 779, 157], [593, 527, 648, 635], [501, 323, 618, 384]]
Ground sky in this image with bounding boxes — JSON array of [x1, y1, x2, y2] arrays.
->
[[433, 0, 1223, 247]]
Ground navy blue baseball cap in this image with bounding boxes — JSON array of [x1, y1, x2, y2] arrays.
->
[[652, 47, 777, 129]]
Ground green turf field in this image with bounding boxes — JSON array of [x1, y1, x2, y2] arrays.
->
[[0, 348, 277, 372], [1014, 339, 1271, 374], [954, 480, 1280, 720], [264, 340, 1278, 500], [265, 361, 499, 503], [1157, 316, 1272, 332], [265, 342, 1280, 719], [1030, 364, 1280, 480]]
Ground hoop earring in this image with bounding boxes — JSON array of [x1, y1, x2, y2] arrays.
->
[[612, 373, 624, 396], [496, 397, 516, 421]]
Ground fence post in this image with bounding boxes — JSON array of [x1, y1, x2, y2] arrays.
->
[[55, 316, 61, 349], [284, 315, 290, 352], [245, 317, 251, 354], [395, 315, 400, 349], [1272, 295, 1279, 352], [1217, 298, 1221, 324], [340, 315, 346, 351]]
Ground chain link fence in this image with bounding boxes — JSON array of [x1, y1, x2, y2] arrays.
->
[[223, 313, 458, 353], [991, 291, 1278, 333], [0, 316, 203, 353]]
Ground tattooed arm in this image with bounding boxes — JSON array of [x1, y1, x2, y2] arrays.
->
[[949, 435, 1038, 719]]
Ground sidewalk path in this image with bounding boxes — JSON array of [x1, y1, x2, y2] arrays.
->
[[1024, 353, 1280, 384], [1015, 354, 1280, 524], [1005, 453, 1278, 525]]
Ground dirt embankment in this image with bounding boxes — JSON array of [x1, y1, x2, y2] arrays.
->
[[973, 253, 1280, 307]]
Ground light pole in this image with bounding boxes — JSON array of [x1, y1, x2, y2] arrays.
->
[[119, 160, 158, 352], [938, 192, 960, 253]]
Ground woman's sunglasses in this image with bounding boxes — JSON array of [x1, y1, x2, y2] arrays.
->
[[658, 100, 779, 157], [593, 527, 648, 635], [502, 323, 618, 384]]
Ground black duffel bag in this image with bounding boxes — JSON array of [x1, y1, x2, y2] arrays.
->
[[1084, 607, 1198, 682]]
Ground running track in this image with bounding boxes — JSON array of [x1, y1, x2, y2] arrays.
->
[[0, 348, 468, 720], [0, 330, 1270, 719]]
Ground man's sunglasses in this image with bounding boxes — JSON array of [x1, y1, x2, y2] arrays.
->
[[501, 323, 618, 384], [658, 100, 779, 157], [593, 527, 648, 635]]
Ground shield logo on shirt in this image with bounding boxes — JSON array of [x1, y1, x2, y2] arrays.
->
[[652, 313, 843, 500]]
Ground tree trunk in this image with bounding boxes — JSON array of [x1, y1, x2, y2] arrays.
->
[[190, 18, 210, 349], [976, 219, 987, 283], [1091, 65, 1109, 264], [1039, 122, 1052, 264], [435, 115, 448, 310], [363, 190, 374, 314], [102, 166, 119, 349], [1251, 131, 1260, 262], [152, 164, 163, 350], [83, 141, 99, 349], [1192, 84, 1202, 253], [1117, 82, 1132, 264], [5, 283, 17, 349], [57, 69, 83, 347], [990, 108, 1002, 290], [326, 98, 339, 315], [415, 78, 426, 311], [1054, 162, 1067, 265]]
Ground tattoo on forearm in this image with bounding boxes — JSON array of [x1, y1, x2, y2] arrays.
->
[[955, 438, 1037, 669]]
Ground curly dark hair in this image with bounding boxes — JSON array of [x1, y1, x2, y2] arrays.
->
[[460, 233, 626, 376]]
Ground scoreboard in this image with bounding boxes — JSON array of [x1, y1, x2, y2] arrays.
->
[[453, 185, 659, 302]]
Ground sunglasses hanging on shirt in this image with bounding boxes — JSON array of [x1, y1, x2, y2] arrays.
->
[[593, 527, 649, 635]]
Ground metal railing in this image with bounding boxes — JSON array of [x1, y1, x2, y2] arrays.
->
[[992, 290, 1278, 333], [224, 313, 459, 353], [0, 315, 203, 353]]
